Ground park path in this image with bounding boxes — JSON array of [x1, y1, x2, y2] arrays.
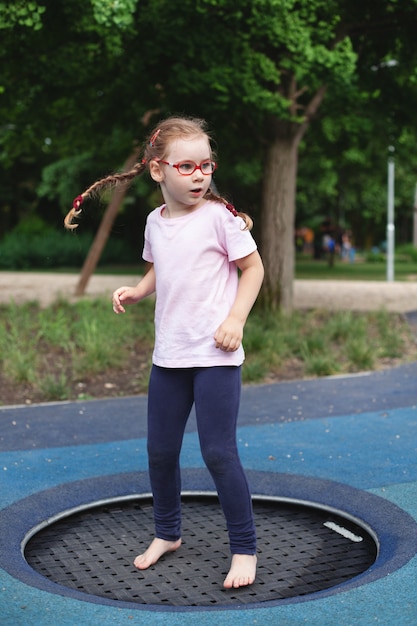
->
[[1, 271, 417, 312]]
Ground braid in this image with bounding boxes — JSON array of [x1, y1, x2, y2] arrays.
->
[[205, 189, 253, 231], [85, 161, 145, 196], [64, 161, 147, 230], [64, 116, 254, 232]]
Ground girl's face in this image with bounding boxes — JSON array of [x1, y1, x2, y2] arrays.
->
[[150, 136, 213, 217]]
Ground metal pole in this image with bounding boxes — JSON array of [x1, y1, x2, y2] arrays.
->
[[413, 183, 417, 248], [386, 148, 395, 282]]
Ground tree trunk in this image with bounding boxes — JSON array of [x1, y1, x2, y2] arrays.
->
[[74, 146, 140, 296], [259, 82, 327, 312], [260, 125, 300, 312]]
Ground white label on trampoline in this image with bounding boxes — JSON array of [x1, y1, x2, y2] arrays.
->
[[323, 521, 363, 542]]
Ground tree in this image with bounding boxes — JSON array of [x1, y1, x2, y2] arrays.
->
[[0, 0, 152, 234], [2, 0, 417, 311], [125, 0, 417, 309], [0, 2, 45, 31], [295, 1, 417, 249], [100, 0, 356, 309]]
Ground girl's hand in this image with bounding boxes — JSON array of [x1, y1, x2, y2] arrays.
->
[[213, 251, 263, 352], [213, 316, 244, 352], [112, 286, 141, 314], [112, 266, 156, 314]]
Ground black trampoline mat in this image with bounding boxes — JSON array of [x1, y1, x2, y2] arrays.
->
[[24, 495, 377, 607]]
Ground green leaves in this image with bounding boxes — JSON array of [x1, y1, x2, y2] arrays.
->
[[90, 0, 138, 27], [0, 2, 45, 30], [1, 0, 417, 303], [88, 0, 139, 52]]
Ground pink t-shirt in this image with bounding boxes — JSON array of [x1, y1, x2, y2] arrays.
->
[[142, 201, 258, 367]]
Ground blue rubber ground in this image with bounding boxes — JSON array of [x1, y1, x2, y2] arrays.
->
[[1, 362, 416, 625]]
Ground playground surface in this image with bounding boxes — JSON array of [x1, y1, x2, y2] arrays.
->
[[1, 360, 416, 625], [0, 273, 416, 624]]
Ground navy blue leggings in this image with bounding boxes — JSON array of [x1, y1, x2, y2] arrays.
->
[[147, 365, 256, 555]]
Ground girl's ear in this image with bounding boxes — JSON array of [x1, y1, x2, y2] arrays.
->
[[149, 159, 164, 183]]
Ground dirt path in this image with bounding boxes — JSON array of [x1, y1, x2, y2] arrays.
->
[[1, 272, 417, 312]]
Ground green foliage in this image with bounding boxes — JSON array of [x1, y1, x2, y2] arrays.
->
[[243, 306, 413, 383], [1, 0, 417, 299], [0, 303, 40, 384], [0, 298, 155, 402], [295, 257, 417, 281], [364, 245, 417, 265], [12, 214, 52, 236], [345, 336, 375, 370], [301, 348, 338, 377], [373, 309, 405, 358], [365, 250, 386, 263], [37, 372, 71, 401], [0, 2, 45, 30], [0, 229, 136, 269], [0, 297, 413, 404], [38, 153, 95, 209], [150, 0, 356, 122], [341, 315, 375, 369], [89, 0, 139, 52], [90, 0, 138, 27], [396, 244, 417, 263]]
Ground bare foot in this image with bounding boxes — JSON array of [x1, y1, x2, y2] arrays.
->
[[223, 554, 257, 589], [133, 537, 182, 570]]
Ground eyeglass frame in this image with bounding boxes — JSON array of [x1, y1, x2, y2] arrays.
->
[[158, 159, 217, 176]]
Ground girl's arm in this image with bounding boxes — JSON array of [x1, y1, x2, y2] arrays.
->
[[112, 263, 156, 314], [214, 250, 264, 351]]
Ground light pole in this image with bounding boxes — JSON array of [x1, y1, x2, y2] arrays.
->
[[386, 146, 395, 282], [413, 183, 417, 248]]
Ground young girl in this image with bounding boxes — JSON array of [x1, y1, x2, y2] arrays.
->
[[65, 116, 264, 589]]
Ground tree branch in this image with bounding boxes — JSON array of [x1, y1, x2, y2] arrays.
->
[[296, 84, 328, 144]]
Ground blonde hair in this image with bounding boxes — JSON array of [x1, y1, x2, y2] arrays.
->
[[64, 116, 252, 230]]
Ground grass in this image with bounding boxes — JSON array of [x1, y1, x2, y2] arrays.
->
[[0, 298, 155, 404], [1, 256, 417, 404], [2, 296, 414, 405], [14, 256, 417, 281], [243, 307, 415, 383], [295, 256, 417, 281]]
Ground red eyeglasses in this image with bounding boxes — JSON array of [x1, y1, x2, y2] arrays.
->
[[158, 159, 217, 176]]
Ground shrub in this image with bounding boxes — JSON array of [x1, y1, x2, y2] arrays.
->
[[0, 229, 137, 269], [395, 243, 417, 263]]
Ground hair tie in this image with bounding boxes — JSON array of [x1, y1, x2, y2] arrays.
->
[[72, 195, 84, 209], [226, 202, 238, 217], [149, 128, 161, 147]]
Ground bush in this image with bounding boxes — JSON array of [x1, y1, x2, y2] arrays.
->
[[364, 248, 385, 263], [0, 229, 137, 269], [395, 243, 417, 263]]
